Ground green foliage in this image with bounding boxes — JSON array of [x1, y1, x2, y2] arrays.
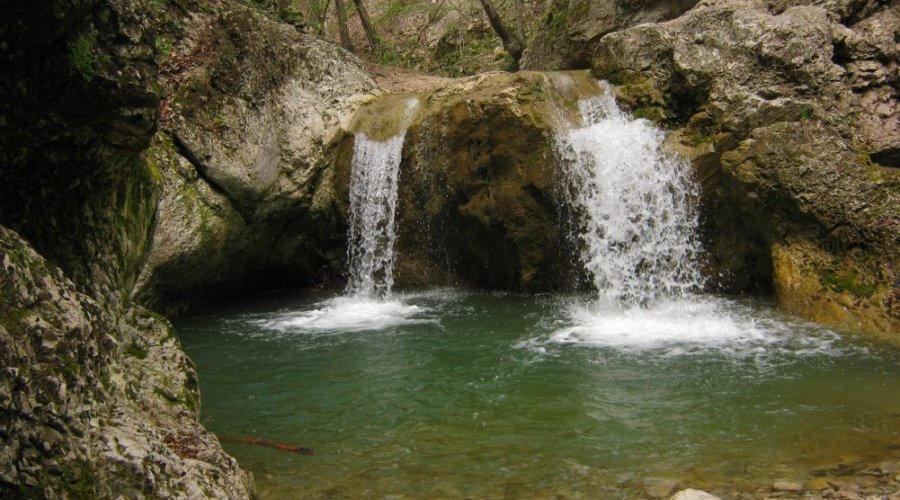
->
[[61, 459, 98, 500], [211, 114, 228, 130], [819, 268, 877, 298], [501, 53, 517, 72], [148, 0, 168, 14], [377, 0, 427, 24], [631, 106, 667, 123], [799, 106, 814, 121], [432, 27, 500, 77], [60, 354, 82, 378], [125, 343, 149, 360], [685, 126, 714, 146], [541, 7, 569, 35], [374, 46, 403, 66], [154, 35, 174, 60], [69, 29, 99, 82]]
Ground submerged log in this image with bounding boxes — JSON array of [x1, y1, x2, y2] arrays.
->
[[222, 436, 314, 455]]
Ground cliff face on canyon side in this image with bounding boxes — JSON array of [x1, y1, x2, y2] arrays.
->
[[0, 0, 386, 492], [526, 0, 898, 340]]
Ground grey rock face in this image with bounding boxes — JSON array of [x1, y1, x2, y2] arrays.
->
[[0, 0, 256, 495], [134, 4, 379, 312], [586, 0, 899, 339], [522, 0, 700, 70], [0, 226, 253, 498]]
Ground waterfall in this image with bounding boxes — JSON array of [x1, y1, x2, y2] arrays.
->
[[553, 85, 703, 305], [346, 98, 419, 298]]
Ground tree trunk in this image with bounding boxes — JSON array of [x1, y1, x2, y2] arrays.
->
[[476, 0, 524, 69], [317, 0, 331, 35], [334, 0, 354, 52], [275, 0, 289, 18], [352, 0, 381, 50], [513, 0, 526, 43]]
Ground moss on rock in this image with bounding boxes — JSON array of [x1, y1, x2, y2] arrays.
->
[[773, 241, 898, 344]]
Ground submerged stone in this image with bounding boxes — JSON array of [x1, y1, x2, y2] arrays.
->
[[670, 489, 721, 500], [773, 480, 804, 492]]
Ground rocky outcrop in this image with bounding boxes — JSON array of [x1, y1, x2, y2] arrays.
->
[[134, 4, 378, 313], [0, 0, 161, 302], [338, 71, 600, 290], [0, 0, 254, 495], [584, 0, 899, 339], [0, 227, 252, 498], [522, 0, 700, 71]]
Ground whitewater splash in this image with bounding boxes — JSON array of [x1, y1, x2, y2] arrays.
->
[[259, 296, 429, 334], [262, 98, 424, 334], [545, 84, 809, 352], [346, 98, 419, 298], [554, 86, 703, 305], [546, 296, 844, 357]]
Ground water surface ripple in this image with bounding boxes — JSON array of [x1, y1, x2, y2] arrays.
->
[[177, 290, 900, 499]]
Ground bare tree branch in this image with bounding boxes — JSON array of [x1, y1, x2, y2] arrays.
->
[[335, 0, 355, 52], [352, 0, 381, 49], [476, 0, 524, 69]]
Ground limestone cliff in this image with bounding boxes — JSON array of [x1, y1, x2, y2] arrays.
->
[[133, 3, 378, 313], [581, 0, 899, 340], [1, 227, 251, 498]]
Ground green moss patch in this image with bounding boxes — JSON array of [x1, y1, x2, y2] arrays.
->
[[818, 268, 878, 298]]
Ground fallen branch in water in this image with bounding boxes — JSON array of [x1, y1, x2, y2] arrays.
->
[[221, 436, 314, 455]]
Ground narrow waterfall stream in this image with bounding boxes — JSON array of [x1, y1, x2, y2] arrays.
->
[[257, 98, 426, 333], [345, 132, 406, 298], [345, 96, 420, 298], [176, 85, 899, 499]]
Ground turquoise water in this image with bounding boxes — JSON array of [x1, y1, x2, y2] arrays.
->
[[176, 289, 900, 498]]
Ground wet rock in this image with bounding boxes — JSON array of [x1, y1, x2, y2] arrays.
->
[[338, 71, 598, 290], [773, 480, 804, 492], [522, 0, 700, 71], [670, 488, 721, 500], [644, 477, 681, 498], [808, 477, 832, 491]]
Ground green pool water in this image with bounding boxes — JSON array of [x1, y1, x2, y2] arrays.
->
[[175, 289, 900, 498]]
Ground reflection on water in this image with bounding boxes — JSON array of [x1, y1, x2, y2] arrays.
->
[[176, 289, 900, 499]]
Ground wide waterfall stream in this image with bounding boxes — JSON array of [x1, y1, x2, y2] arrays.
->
[[176, 88, 899, 498]]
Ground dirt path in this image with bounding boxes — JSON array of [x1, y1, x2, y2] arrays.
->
[[365, 62, 453, 93]]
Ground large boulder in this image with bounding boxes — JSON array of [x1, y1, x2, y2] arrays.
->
[[133, 4, 378, 312], [522, 0, 700, 71], [338, 71, 599, 290], [586, 0, 899, 340], [0, 227, 252, 498]]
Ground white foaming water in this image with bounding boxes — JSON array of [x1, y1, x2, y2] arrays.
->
[[259, 296, 430, 334], [550, 85, 843, 354], [264, 100, 425, 334], [548, 297, 843, 357], [554, 87, 703, 304], [346, 98, 419, 298]]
